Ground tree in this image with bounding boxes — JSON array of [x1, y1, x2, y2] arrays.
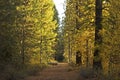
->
[[101, 0, 120, 77], [0, 0, 18, 64], [0, 0, 59, 66], [93, 0, 103, 70], [31, 0, 58, 64], [64, 0, 95, 67]]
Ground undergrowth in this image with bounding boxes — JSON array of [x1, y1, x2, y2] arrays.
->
[[0, 63, 47, 80], [79, 67, 120, 80]]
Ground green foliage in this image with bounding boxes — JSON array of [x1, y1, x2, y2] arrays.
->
[[101, 0, 120, 76], [0, 0, 19, 63], [64, 0, 95, 67], [64, 0, 120, 79], [0, 0, 58, 74], [55, 28, 65, 62]]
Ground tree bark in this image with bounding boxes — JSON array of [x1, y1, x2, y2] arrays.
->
[[93, 0, 102, 70]]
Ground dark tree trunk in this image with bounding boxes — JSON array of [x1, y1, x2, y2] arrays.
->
[[93, 0, 102, 70], [76, 51, 81, 65], [21, 27, 25, 65], [86, 39, 89, 67]]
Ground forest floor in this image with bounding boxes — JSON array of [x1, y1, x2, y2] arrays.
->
[[25, 63, 100, 80], [24, 63, 83, 80]]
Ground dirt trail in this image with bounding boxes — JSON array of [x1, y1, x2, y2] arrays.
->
[[24, 63, 82, 80]]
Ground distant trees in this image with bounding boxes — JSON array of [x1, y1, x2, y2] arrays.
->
[[54, 4, 65, 62]]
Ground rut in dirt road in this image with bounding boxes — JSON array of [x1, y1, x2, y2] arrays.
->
[[24, 63, 81, 80]]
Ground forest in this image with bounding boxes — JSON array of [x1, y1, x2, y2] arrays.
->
[[0, 0, 120, 80]]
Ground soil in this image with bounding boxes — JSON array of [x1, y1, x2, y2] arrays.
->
[[24, 63, 82, 80]]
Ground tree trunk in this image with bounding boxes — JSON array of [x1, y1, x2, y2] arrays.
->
[[68, 33, 71, 63], [86, 39, 89, 67], [76, 0, 80, 29], [93, 0, 102, 70], [40, 35, 42, 64], [21, 26, 25, 65]]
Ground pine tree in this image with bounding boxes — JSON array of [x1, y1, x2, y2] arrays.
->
[[101, 0, 120, 77]]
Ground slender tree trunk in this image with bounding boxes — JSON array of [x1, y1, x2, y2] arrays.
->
[[21, 26, 25, 65], [76, 0, 79, 29], [68, 33, 71, 63], [40, 10, 43, 64], [93, 0, 102, 70], [86, 39, 89, 67], [40, 34, 42, 64]]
